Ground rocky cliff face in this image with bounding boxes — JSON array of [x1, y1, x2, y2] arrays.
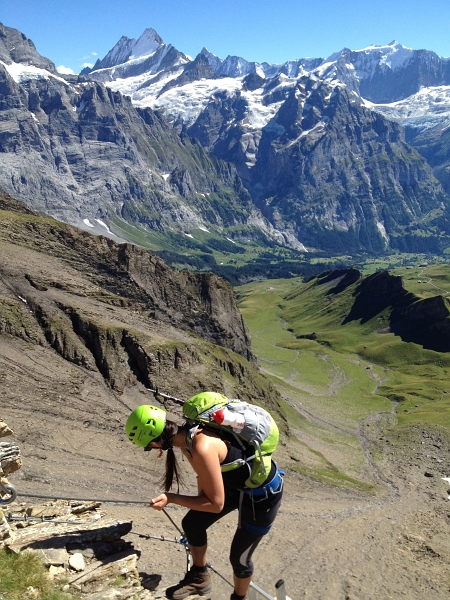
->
[[0, 22, 57, 72], [85, 29, 450, 254], [0, 24, 266, 248], [390, 294, 450, 352], [404, 123, 450, 196], [0, 191, 282, 405], [339, 269, 450, 352], [0, 68, 252, 234], [188, 78, 449, 253], [3, 22, 450, 256]]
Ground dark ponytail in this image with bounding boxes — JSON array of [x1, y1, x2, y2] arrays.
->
[[159, 420, 184, 492]]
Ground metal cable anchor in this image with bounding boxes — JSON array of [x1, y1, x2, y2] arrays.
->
[[0, 481, 17, 505]]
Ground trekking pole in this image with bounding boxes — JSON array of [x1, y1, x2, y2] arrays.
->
[[249, 581, 276, 600], [185, 542, 191, 573], [130, 531, 187, 546], [150, 500, 191, 573], [275, 579, 287, 600], [161, 508, 184, 535], [146, 387, 185, 406], [207, 562, 278, 599]]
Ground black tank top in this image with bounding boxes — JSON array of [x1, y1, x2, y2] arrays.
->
[[218, 428, 276, 490]]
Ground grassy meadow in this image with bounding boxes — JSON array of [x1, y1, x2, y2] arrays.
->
[[0, 547, 80, 600], [236, 267, 450, 489]]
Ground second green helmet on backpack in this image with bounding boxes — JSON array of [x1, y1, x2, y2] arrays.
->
[[126, 405, 166, 447]]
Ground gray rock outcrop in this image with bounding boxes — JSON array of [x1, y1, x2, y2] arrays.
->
[[0, 23, 264, 250], [3, 499, 157, 599]]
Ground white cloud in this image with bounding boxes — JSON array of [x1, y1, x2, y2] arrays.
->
[[57, 65, 75, 74], [82, 62, 94, 69], [92, 52, 98, 56]]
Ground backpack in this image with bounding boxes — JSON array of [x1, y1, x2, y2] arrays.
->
[[182, 392, 279, 489]]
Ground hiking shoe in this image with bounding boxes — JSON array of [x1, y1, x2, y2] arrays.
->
[[165, 568, 212, 599], [230, 595, 248, 600]]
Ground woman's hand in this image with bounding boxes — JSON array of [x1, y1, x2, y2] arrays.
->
[[150, 493, 170, 510], [148, 432, 226, 514]]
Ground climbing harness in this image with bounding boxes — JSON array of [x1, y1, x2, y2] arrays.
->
[[243, 468, 284, 500], [0, 481, 17, 505]]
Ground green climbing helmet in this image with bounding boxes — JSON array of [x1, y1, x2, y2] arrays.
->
[[125, 405, 166, 448]]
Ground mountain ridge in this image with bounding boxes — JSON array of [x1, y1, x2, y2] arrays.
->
[[83, 28, 450, 254], [0, 189, 298, 433], [2, 22, 450, 259]]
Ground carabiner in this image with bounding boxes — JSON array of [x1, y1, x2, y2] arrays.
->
[[0, 482, 17, 505]]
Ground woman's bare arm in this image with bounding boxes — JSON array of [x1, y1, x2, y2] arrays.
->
[[151, 434, 225, 513]]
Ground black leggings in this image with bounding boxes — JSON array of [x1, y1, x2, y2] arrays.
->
[[181, 485, 283, 578]]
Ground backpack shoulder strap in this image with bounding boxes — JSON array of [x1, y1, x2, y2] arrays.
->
[[184, 422, 251, 473], [185, 422, 200, 458]]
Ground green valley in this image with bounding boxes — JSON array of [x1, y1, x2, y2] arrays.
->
[[236, 267, 450, 491]]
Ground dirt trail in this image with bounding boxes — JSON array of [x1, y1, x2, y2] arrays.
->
[[2, 332, 450, 599], [418, 267, 450, 296]]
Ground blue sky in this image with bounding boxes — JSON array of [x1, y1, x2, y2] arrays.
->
[[3, 0, 450, 74]]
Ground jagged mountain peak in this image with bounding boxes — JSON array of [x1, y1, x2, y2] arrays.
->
[[129, 28, 164, 58], [93, 27, 165, 71], [200, 47, 223, 71], [3, 20, 450, 258], [0, 22, 57, 73], [323, 41, 414, 68], [199, 47, 259, 77]]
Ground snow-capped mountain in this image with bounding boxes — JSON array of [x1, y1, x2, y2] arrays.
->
[[198, 48, 322, 79], [2, 21, 450, 259], [0, 24, 277, 250], [83, 28, 191, 83], [84, 31, 450, 253], [88, 36, 450, 147], [87, 35, 450, 172], [364, 86, 450, 139], [89, 37, 450, 98], [93, 28, 164, 69]]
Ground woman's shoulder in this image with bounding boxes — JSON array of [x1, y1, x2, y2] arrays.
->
[[191, 426, 228, 458], [194, 426, 223, 445]]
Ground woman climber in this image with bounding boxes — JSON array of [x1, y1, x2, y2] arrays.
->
[[125, 393, 284, 600]]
